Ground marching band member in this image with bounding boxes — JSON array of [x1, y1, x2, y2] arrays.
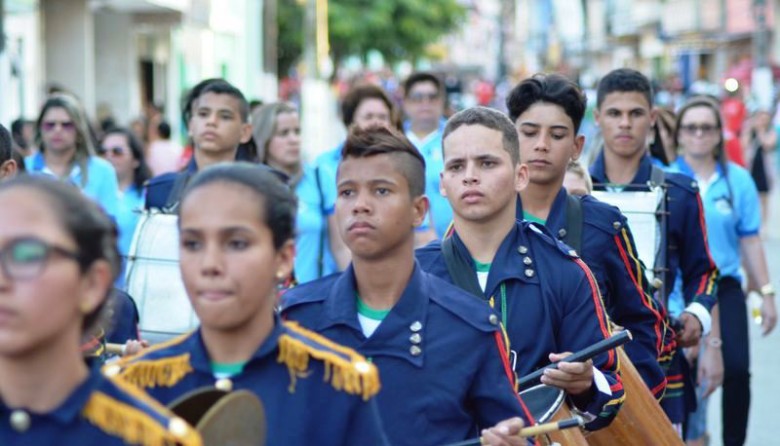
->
[[0, 175, 200, 445], [144, 79, 279, 211], [415, 106, 624, 431], [111, 163, 388, 445], [506, 74, 667, 401], [281, 125, 533, 446], [589, 68, 720, 430]]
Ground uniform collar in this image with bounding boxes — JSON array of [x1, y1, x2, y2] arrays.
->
[[590, 150, 654, 186], [188, 315, 286, 373], [0, 365, 102, 425], [450, 223, 539, 298], [515, 188, 568, 233], [671, 156, 724, 178], [322, 263, 430, 367]]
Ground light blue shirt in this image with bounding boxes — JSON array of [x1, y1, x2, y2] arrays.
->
[[116, 185, 144, 257], [26, 153, 120, 219], [294, 164, 338, 284], [404, 119, 451, 238], [669, 158, 760, 281]]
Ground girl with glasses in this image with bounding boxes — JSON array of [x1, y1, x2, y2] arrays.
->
[[669, 96, 777, 446], [0, 175, 201, 445], [26, 94, 120, 220]]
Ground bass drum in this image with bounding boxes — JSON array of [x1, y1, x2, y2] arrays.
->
[[585, 348, 683, 446], [124, 212, 199, 343], [519, 384, 589, 446]]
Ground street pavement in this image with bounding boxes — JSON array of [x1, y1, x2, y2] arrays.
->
[[705, 191, 780, 446]]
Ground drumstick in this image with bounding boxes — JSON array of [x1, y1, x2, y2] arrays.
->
[[106, 343, 125, 355], [441, 415, 585, 446], [518, 330, 633, 389]]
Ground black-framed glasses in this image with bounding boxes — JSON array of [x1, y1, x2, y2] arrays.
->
[[0, 238, 82, 281], [680, 124, 719, 135]]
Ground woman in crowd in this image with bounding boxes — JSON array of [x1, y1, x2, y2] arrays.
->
[[99, 128, 152, 260], [670, 96, 777, 446], [26, 94, 119, 219], [252, 102, 335, 284], [741, 108, 776, 226], [0, 175, 200, 445]]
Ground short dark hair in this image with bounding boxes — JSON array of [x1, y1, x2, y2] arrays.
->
[[340, 125, 426, 198], [596, 68, 653, 108], [182, 78, 250, 123], [179, 162, 297, 250], [157, 121, 171, 139], [101, 127, 152, 190], [442, 107, 520, 164], [0, 124, 12, 164], [403, 72, 442, 97], [341, 84, 394, 128], [506, 73, 587, 134], [0, 175, 121, 332]]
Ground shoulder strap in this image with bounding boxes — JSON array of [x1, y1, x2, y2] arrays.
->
[[164, 172, 193, 212], [563, 192, 584, 254], [314, 166, 327, 278], [441, 237, 485, 299], [650, 164, 666, 188]]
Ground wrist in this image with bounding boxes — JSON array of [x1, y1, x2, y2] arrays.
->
[[706, 336, 723, 348], [760, 283, 775, 298]]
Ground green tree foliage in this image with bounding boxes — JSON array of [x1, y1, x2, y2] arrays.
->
[[278, 0, 466, 76]]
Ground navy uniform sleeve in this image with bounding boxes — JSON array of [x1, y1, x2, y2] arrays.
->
[[559, 257, 624, 431], [678, 186, 719, 311], [469, 326, 537, 430], [605, 219, 667, 399]]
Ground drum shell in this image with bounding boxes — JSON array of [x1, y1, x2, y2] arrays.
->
[[124, 212, 199, 343], [586, 348, 682, 446], [519, 384, 589, 446]]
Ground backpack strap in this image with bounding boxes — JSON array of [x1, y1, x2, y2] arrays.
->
[[562, 192, 584, 254], [163, 172, 193, 212], [441, 236, 485, 299]]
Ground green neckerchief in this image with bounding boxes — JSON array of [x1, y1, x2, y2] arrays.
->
[[522, 210, 546, 225], [356, 295, 391, 321], [210, 361, 247, 376]]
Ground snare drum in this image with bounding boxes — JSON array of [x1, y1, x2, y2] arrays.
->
[[519, 384, 589, 445], [124, 212, 199, 343]]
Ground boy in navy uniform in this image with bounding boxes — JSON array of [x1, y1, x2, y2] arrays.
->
[[112, 164, 388, 445], [505, 74, 667, 400], [145, 79, 259, 210], [281, 126, 533, 446], [416, 106, 624, 431], [589, 68, 719, 428]]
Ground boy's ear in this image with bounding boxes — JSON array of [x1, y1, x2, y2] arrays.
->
[[412, 195, 429, 228], [240, 123, 253, 144]]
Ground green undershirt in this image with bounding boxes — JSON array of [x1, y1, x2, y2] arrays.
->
[[522, 210, 546, 225], [356, 295, 391, 321], [210, 361, 247, 376]]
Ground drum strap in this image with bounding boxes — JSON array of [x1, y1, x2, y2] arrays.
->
[[164, 172, 194, 212], [441, 236, 485, 299], [562, 192, 583, 254], [314, 165, 327, 278]]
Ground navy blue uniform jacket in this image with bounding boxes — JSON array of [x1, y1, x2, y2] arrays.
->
[[0, 366, 201, 446], [110, 316, 388, 446], [416, 222, 624, 431], [517, 189, 666, 399], [281, 263, 536, 446]]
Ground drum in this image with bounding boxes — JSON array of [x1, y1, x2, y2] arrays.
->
[[585, 348, 682, 446], [124, 212, 199, 343], [519, 384, 589, 446]]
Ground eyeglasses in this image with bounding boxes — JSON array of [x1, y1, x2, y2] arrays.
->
[[98, 146, 125, 157], [0, 238, 82, 281], [407, 92, 440, 103], [680, 124, 719, 135], [41, 121, 76, 132]]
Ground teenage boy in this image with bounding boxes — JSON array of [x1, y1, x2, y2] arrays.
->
[[145, 78, 256, 210], [282, 125, 533, 446], [505, 74, 667, 400], [416, 106, 623, 431], [402, 72, 452, 240], [589, 68, 719, 427]]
